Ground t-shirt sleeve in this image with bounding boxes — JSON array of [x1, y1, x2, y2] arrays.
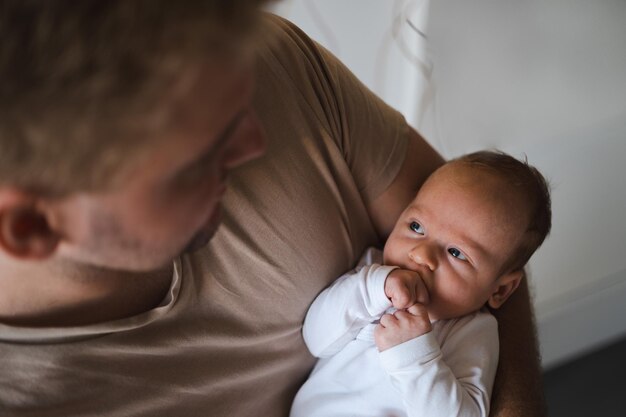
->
[[262, 14, 410, 203]]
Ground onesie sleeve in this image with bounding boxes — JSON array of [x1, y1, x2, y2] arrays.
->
[[379, 311, 499, 417], [302, 250, 397, 358], [262, 14, 410, 203]]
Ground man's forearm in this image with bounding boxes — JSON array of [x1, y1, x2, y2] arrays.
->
[[489, 279, 547, 417]]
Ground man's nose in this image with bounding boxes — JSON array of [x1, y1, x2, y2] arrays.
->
[[223, 109, 267, 169], [409, 243, 438, 271]]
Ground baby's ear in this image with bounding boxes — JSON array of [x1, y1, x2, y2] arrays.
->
[[487, 269, 524, 309]]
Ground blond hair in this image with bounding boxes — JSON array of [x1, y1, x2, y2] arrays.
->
[[0, 0, 270, 195]]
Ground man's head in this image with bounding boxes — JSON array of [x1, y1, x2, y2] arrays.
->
[[383, 150, 551, 321], [0, 1, 270, 271], [0, 0, 270, 193]]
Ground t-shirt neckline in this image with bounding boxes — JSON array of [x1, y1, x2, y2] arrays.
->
[[0, 258, 182, 344]]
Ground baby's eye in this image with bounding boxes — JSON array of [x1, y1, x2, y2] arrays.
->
[[448, 247, 468, 261], [409, 221, 424, 235]]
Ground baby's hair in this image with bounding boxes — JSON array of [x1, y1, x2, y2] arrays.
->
[[452, 150, 552, 272]]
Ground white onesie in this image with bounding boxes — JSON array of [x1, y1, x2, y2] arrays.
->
[[290, 247, 499, 417]]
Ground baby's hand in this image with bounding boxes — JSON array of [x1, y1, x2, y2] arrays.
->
[[384, 268, 429, 309], [374, 304, 432, 352]]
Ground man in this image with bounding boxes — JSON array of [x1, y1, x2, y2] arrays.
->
[[0, 1, 544, 416]]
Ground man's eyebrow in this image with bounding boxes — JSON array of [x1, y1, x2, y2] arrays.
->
[[186, 110, 246, 168]]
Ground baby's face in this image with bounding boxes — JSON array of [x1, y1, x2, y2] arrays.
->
[[383, 162, 529, 321]]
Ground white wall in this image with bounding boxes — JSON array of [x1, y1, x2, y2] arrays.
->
[[271, 0, 626, 369], [270, 0, 434, 131]]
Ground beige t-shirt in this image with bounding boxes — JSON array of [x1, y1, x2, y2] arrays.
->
[[0, 15, 409, 417]]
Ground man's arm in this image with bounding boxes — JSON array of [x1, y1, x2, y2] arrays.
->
[[489, 279, 547, 417], [365, 127, 444, 240]]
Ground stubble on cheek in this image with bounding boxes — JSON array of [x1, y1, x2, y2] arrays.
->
[[84, 209, 177, 270]]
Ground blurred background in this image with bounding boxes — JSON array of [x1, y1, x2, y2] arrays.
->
[[270, 1, 626, 415]]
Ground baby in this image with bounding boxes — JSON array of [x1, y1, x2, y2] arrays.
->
[[290, 151, 551, 417]]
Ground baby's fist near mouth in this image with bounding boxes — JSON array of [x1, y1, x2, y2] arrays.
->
[[384, 268, 430, 310]]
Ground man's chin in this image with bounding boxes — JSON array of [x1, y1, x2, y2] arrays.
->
[[182, 206, 223, 254]]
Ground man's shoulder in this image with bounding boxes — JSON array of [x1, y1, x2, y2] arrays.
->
[[257, 13, 322, 64]]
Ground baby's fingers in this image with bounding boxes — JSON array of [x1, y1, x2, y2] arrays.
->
[[391, 290, 413, 310], [406, 303, 428, 316], [379, 313, 396, 328], [407, 304, 430, 321]]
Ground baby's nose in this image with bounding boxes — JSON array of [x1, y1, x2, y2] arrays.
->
[[409, 244, 438, 271]]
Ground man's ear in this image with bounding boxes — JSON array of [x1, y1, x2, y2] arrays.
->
[[0, 190, 60, 260], [487, 269, 524, 309]]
